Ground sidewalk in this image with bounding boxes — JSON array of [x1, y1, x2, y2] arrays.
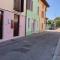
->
[[0, 32, 47, 47], [46, 28, 60, 32], [53, 38, 60, 60]]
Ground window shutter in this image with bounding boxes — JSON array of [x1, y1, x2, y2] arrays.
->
[[30, 1, 33, 11], [14, 0, 19, 11], [14, 0, 24, 12], [26, 0, 30, 9], [26, 0, 33, 10], [21, 0, 24, 12], [18, 0, 21, 12]]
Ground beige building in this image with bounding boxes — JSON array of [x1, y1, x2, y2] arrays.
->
[[0, 0, 26, 15], [39, 0, 49, 32]]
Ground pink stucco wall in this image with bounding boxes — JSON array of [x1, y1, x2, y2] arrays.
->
[[3, 11, 13, 40], [2, 11, 25, 41], [19, 15, 25, 37]]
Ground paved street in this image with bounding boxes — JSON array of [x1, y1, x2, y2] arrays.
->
[[0, 32, 60, 60]]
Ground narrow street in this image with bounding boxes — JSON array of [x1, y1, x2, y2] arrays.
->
[[0, 32, 60, 60]]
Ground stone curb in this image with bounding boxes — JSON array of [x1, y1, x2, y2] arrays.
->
[[53, 38, 60, 60]]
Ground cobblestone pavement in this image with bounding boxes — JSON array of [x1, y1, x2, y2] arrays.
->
[[0, 32, 60, 60]]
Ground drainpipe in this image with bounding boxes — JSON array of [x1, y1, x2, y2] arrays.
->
[[25, 0, 27, 37]]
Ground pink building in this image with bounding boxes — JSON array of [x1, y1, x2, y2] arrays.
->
[[0, 0, 26, 42]]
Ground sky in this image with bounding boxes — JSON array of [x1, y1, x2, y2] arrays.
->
[[46, 0, 60, 20]]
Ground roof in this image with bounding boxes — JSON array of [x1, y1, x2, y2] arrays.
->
[[41, 0, 49, 7]]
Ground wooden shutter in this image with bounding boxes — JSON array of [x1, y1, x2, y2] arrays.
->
[[26, 0, 33, 10], [14, 0, 24, 12], [14, 0, 19, 11], [26, 0, 30, 9], [19, 0, 21, 12], [21, 0, 24, 12], [30, 1, 33, 11]]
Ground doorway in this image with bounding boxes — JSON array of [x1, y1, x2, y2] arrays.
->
[[13, 14, 19, 36], [0, 11, 3, 39]]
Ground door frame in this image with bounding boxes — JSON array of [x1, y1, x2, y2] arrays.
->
[[0, 10, 3, 39], [13, 14, 20, 36]]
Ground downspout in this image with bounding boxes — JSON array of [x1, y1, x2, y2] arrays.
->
[[25, 0, 27, 37]]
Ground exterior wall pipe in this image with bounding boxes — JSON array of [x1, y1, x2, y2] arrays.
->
[[25, 0, 27, 37]]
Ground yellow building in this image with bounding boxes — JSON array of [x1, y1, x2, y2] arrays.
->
[[39, 0, 49, 32]]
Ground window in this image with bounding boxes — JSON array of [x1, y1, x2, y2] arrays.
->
[[42, 3, 44, 9], [11, 20, 14, 28], [45, 7, 47, 11], [26, 0, 33, 11], [28, 18, 30, 28], [31, 1, 33, 11], [32, 20, 36, 32], [14, 14, 19, 23], [14, 0, 24, 12], [21, 0, 24, 12], [42, 23, 43, 29], [41, 11, 44, 18], [37, 7, 39, 15], [14, 0, 19, 11]]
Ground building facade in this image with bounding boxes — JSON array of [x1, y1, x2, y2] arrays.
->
[[26, 0, 39, 35], [0, 0, 49, 41], [39, 0, 49, 32], [0, 0, 26, 41]]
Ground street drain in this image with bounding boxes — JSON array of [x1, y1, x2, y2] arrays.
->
[[13, 47, 30, 53]]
